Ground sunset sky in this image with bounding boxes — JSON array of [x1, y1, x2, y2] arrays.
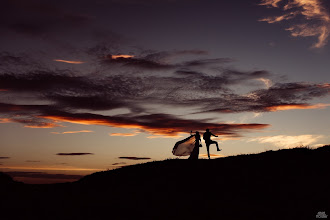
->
[[1, 0, 329, 184]]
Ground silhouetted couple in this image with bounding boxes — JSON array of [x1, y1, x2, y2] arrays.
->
[[189, 128, 221, 160]]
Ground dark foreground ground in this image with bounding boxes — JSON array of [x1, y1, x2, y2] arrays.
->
[[1, 145, 330, 220]]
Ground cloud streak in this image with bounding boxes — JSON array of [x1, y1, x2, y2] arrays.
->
[[118, 157, 151, 160], [53, 59, 85, 64], [259, 0, 330, 48], [110, 132, 139, 137], [112, 162, 127, 166], [51, 130, 94, 134], [56, 153, 94, 156], [40, 112, 269, 137], [265, 103, 330, 111]]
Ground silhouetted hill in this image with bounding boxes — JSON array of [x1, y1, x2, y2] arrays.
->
[[0, 172, 14, 185], [1, 145, 330, 220]]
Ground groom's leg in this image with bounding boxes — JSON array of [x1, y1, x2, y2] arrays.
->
[[211, 140, 221, 151], [206, 144, 210, 159]]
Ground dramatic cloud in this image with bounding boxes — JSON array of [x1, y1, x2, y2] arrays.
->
[[25, 160, 41, 163], [51, 130, 94, 134], [56, 153, 94, 156], [41, 112, 269, 137], [0, 49, 329, 137], [200, 82, 330, 114], [249, 134, 324, 148], [118, 157, 151, 160], [0, 157, 10, 159], [259, 0, 330, 48]]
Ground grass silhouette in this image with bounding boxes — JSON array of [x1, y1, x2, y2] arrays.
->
[[1, 145, 330, 220]]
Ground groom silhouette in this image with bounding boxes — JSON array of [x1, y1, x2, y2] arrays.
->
[[203, 129, 221, 159]]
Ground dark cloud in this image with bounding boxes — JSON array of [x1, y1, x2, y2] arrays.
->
[[0, 157, 10, 159], [142, 50, 208, 63], [39, 111, 269, 136], [102, 56, 172, 70], [56, 153, 94, 156], [0, 52, 28, 66], [1, 48, 329, 137], [112, 162, 127, 165], [5, 171, 83, 180], [175, 70, 204, 76], [0, 0, 92, 36], [25, 160, 41, 163], [199, 82, 330, 114], [183, 58, 234, 67], [0, 70, 88, 92], [118, 157, 151, 160], [100, 51, 232, 71]]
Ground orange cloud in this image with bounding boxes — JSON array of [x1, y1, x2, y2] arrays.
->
[[257, 78, 273, 88], [111, 55, 134, 59], [0, 118, 12, 123], [259, 0, 330, 48], [53, 59, 85, 64], [266, 103, 330, 111], [1, 117, 62, 128], [260, 0, 282, 7], [317, 83, 330, 89], [110, 132, 139, 137], [42, 115, 145, 130], [24, 123, 61, 128], [40, 113, 269, 137], [51, 130, 94, 134]]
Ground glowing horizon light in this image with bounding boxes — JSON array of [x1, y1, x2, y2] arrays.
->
[[1, 166, 102, 171], [111, 55, 134, 59], [199, 154, 225, 158], [53, 59, 85, 64], [249, 134, 324, 148]]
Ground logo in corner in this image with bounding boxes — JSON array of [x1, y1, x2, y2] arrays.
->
[[316, 212, 328, 219]]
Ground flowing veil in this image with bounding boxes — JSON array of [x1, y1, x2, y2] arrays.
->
[[172, 135, 196, 156]]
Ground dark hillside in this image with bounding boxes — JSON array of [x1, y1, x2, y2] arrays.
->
[[1, 145, 330, 220]]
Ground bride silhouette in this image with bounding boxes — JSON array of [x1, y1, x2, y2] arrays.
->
[[172, 131, 202, 159]]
